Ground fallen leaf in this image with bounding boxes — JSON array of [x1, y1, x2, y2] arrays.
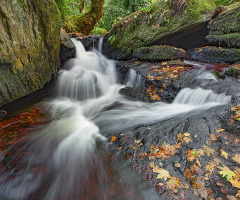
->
[[233, 154, 240, 164], [203, 145, 215, 156], [216, 128, 225, 133], [167, 177, 181, 190], [218, 165, 235, 181], [183, 136, 192, 144], [118, 147, 122, 150], [210, 134, 218, 142], [111, 136, 116, 142], [175, 163, 181, 168], [190, 164, 200, 174], [220, 149, 229, 159], [149, 162, 155, 168], [156, 168, 171, 181]]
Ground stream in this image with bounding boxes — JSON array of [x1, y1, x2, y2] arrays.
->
[[0, 39, 236, 200]]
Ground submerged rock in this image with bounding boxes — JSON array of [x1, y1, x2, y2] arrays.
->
[[102, 0, 216, 60], [0, 0, 61, 106], [133, 45, 185, 61]]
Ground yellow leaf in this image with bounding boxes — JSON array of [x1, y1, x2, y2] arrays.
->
[[167, 177, 181, 190], [183, 136, 192, 144], [233, 154, 240, 164], [118, 147, 122, 150], [149, 162, 155, 168], [175, 163, 181, 168], [135, 140, 141, 143], [220, 149, 229, 159], [216, 128, 225, 132], [156, 168, 170, 181], [184, 132, 191, 137]]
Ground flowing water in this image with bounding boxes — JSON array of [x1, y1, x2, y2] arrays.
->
[[0, 39, 232, 200]]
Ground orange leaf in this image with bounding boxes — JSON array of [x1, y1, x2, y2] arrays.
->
[[111, 136, 116, 142], [233, 154, 240, 164], [210, 134, 217, 142]]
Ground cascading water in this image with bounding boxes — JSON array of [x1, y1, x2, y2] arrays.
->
[[0, 39, 232, 200]]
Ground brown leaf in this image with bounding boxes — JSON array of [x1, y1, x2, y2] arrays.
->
[[190, 164, 200, 174], [167, 177, 181, 190], [185, 168, 192, 181], [216, 128, 225, 133], [183, 136, 192, 144], [203, 145, 215, 156], [210, 134, 218, 142]]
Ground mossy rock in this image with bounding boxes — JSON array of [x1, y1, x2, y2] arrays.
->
[[225, 64, 240, 78], [206, 3, 240, 48], [133, 45, 185, 61], [0, 0, 61, 106], [187, 46, 240, 64], [103, 0, 216, 60]]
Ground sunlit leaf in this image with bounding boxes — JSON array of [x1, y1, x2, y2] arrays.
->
[[220, 149, 229, 159], [218, 165, 235, 181], [203, 145, 215, 157], [111, 136, 116, 142]]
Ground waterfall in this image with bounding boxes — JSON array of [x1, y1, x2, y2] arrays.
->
[[0, 39, 231, 200]]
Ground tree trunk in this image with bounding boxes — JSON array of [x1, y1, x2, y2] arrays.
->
[[76, 0, 104, 35]]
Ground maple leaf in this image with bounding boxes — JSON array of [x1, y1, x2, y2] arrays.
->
[[220, 149, 229, 159], [236, 190, 240, 198], [218, 165, 236, 181], [184, 132, 191, 137], [149, 162, 155, 168], [185, 168, 192, 181], [203, 145, 215, 156], [156, 168, 171, 181], [186, 149, 196, 161], [233, 154, 240, 164], [197, 149, 204, 156]]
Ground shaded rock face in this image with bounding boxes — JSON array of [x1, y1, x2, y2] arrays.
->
[[77, 35, 102, 51], [60, 29, 76, 66], [102, 0, 216, 60], [133, 45, 185, 61], [0, 0, 61, 106]]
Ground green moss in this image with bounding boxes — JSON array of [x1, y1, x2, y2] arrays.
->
[[106, 0, 216, 60], [133, 45, 186, 61], [206, 33, 240, 48], [17, 0, 27, 11]]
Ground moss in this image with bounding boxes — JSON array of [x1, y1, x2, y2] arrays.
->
[[208, 6, 240, 34], [206, 33, 240, 48], [225, 66, 240, 78], [188, 46, 240, 64], [105, 0, 216, 60], [17, 0, 27, 11], [133, 45, 186, 61]]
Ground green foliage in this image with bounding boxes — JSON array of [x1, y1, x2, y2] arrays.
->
[[108, 35, 116, 44], [90, 27, 107, 35], [96, 0, 157, 31]]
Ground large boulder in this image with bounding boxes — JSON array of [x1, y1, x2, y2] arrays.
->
[[206, 2, 240, 49], [0, 0, 61, 106], [102, 0, 216, 60]]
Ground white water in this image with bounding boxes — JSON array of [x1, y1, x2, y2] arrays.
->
[[0, 39, 231, 200]]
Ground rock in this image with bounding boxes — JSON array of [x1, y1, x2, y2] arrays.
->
[[187, 46, 240, 64], [0, 110, 7, 121], [102, 0, 216, 60], [133, 45, 186, 61], [78, 35, 102, 51], [206, 3, 240, 48], [60, 29, 76, 65], [212, 5, 227, 19], [225, 64, 240, 78], [0, 0, 61, 106]]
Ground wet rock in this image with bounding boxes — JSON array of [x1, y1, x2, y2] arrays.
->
[[187, 46, 240, 64], [77, 35, 102, 51], [60, 29, 76, 65], [102, 0, 215, 60], [133, 45, 185, 62], [225, 64, 240, 79], [0, 0, 61, 106]]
